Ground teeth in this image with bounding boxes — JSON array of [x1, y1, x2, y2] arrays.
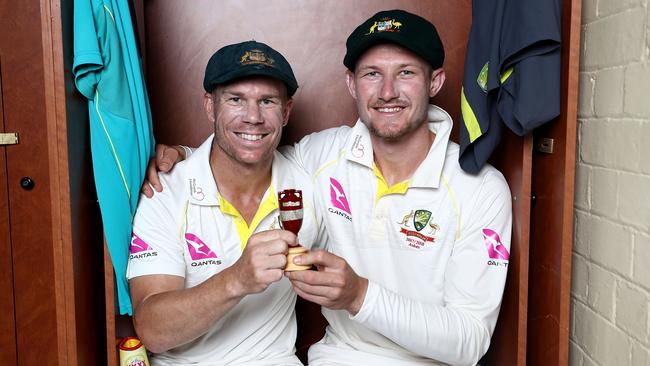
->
[[377, 107, 402, 113], [238, 133, 263, 141]]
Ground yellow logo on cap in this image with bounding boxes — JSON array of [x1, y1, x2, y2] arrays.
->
[[240, 49, 275, 67], [367, 18, 402, 35]]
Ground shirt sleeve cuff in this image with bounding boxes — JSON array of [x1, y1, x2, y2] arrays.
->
[[349, 279, 380, 322], [126, 260, 186, 280]]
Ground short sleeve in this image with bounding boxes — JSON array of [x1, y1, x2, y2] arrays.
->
[[126, 179, 187, 280]]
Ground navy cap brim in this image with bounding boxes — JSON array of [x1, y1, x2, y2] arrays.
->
[[344, 32, 442, 71], [343, 33, 442, 71]]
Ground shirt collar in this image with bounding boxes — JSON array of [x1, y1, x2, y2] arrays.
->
[[184, 134, 220, 206], [185, 134, 288, 209], [343, 105, 453, 189]]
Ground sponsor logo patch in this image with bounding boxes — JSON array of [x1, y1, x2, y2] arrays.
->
[[185, 233, 222, 267], [129, 234, 158, 260], [328, 177, 352, 221], [483, 228, 509, 268], [130, 234, 151, 254]]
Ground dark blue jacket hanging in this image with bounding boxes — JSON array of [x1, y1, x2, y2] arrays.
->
[[459, 0, 561, 174]]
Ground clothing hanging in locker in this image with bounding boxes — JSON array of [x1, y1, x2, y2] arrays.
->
[[459, 0, 561, 174], [72, 0, 155, 315]]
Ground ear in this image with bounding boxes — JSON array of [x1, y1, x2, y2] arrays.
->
[[428, 69, 446, 98], [345, 70, 358, 100], [282, 98, 294, 126], [204, 92, 216, 122]]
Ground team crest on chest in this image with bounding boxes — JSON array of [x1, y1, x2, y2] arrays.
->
[[413, 210, 432, 231], [397, 209, 439, 249]]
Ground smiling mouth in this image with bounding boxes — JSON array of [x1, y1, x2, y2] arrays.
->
[[235, 133, 267, 141], [375, 106, 404, 113]]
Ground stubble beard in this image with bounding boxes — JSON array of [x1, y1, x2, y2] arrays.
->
[[364, 112, 429, 142]]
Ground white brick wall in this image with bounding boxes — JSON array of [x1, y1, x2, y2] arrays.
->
[[572, 1, 650, 364]]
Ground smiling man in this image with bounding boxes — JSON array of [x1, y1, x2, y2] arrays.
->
[[281, 11, 512, 365], [126, 41, 323, 366]]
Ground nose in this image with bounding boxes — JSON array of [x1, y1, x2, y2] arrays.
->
[[243, 102, 263, 124], [379, 77, 399, 101]]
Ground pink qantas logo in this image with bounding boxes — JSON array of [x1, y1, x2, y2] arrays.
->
[[483, 228, 509, 260], [130, 234, 152, 254], [329, 178, 351, 214], [185, 233, 218, 260]]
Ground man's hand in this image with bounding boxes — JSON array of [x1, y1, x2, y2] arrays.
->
[[141, 144, 186, 198], [229, 230, 297, 296], [285, 250, 368, 315]]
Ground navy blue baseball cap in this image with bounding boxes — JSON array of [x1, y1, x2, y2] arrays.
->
[[203, 41, 298, 97], [344, 10, 445, 71]]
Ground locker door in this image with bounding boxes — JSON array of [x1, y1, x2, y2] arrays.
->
[[0, 54, 18, 365], [0, 0, 63, 363]]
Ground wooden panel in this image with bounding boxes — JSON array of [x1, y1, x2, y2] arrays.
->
[[0, 0, 61, 363], [0, 55, 18, 365], [483, 131, 532, 366], [527, 0, 581, 365], [105, 242, 118, 366], [42, 0, 78, 363]]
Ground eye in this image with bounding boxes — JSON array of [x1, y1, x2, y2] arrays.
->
[[364, 71, 379, 77], [260, 98, 279, 106], [227, 96, 241, 103], [399, 69, 415, 76]]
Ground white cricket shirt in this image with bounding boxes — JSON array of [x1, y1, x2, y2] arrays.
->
[[127, 134, 322, 366], [283, 105, 512, 366]]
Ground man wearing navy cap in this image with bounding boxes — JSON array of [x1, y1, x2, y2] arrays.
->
[[145, 10, 512, 366], [284, 10, 512, 365], [127, 41, 322, 365]]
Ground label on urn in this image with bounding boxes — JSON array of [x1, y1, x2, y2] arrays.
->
[[278, 189, 303, 235], [279, 208, 303, 222]]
